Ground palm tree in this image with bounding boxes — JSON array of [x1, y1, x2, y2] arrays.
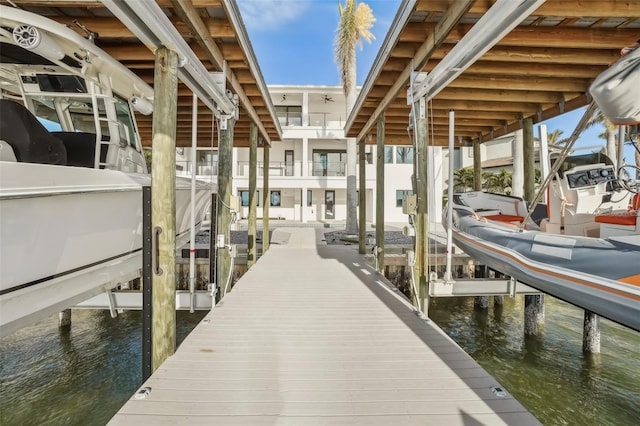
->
[[587, 110, 619, 166], [547, 129, 564, 145], [335, 0, 375, 233], [453, 167, 475, 192]]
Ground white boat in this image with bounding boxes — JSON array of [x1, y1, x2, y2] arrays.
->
[[0, 7, 211, 334], [445, 154, 640, 331]]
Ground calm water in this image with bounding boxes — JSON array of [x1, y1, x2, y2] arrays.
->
[[429, 295, 640, 426], [0, 310, 206, 426], [0, 297, 638, 425]]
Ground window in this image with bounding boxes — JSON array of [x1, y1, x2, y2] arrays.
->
[[396, 146, 414, 164], [384, 146, 394, 163], [312, 150, 346, 176], [307, 190, 312, 207], [115, 95, 139, 150], [270, 190, 281, 207], [285, 150, 294, 176], [275, 106, 302, 126], [197, 150, 218, 175], [239, 190, 259, 207], [396, 190, 413, 208]]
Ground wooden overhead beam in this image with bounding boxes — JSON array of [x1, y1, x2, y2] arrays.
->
[[440, 45, 620, 65], [426, 59, 606, 79], [448, 75, 591, 92], [48, 17, 234, 39], [444, 25, 638, 49], [415, 0, 640, 18], [349, 0, 475, 139], [7, 0, 221, 6], [171, 0, 279, 144]]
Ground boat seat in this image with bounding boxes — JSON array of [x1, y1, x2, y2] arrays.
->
[[51, 132, 107, 168], [595, 194, 640, 227], [484, 214, 524, 223], [0, 99, 67, 165], [595, 211, 638, 226]]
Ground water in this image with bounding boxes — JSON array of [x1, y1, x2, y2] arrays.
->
[[0, 310, 206, 426], [0, 297, 638, 425], [429, 295, 640, 426]]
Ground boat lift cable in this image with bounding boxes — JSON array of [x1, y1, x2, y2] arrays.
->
[[520, 101, 599, 230]]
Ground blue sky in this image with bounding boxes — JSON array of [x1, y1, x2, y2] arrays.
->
[[237, 0, 631, 164]]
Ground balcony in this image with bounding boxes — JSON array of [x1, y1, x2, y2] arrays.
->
[[176, 159, 218, 177], [235, 161, 347, 178]]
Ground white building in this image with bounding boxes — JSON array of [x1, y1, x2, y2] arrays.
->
[[178, 85, 455, 225]]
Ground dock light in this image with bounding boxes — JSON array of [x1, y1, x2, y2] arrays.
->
[[12, 24, 65, 62], [130, 96, 153, 115]]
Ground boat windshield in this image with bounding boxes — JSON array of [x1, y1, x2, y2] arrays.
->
[[551, 152, 613, 178], [30, 95, 109, 137]]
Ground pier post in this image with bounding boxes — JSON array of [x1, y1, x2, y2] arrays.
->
[[151, 47, 179, 370], [473, 140, 482, 191], [247, 123, 258, 268], [359, 137, 366, 254], [375, 116, 385, 273], [209, 193, 218, 303], [262, 144, 270, 253], [524, 294, 545, 335], [523, 118, 535, 201], [58, 309, 71, 328], [474, 265, 489, 309], [583, 311, 601, 353], [512, 130, 524, 197], [414, 100, 429, 315], [217, 113, 236, 298], [522, 118, 545, 335]]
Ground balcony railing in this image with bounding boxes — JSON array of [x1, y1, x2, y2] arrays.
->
[[235, 161, 347, 177], [176, 160, 218, 176], [310, 161, 345, 177], [308, 112, 343, 128]]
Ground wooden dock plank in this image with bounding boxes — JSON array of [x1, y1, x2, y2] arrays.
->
[[110, 228, 540, 425]]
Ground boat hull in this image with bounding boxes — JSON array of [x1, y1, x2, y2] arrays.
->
[[0, 162, 210, 334], [450, 208, 640, 332]]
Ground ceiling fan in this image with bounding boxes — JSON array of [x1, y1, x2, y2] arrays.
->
[[322, 95, 334, 103]]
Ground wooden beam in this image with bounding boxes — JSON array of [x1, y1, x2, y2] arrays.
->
[[171, 0, 278, 143], [415, 0, 640, 18], [349, 0, 474, 140]]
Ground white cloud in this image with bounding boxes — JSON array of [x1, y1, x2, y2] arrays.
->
[[237, 0, 313, 31]]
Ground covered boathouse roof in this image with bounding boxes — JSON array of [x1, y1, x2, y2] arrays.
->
[[4, 0, 282, 147], [345, 0, 640, 147]]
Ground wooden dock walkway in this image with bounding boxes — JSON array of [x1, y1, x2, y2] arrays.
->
[[110, 227, 540, 425]]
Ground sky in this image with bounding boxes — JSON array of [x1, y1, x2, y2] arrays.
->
[[236, 0, 633, 165]]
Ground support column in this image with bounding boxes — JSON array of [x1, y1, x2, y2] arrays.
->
[[346, 136, 358, 233], [583, 311, 601, 353], [58, 309, 71, 327], [523, 117, 545, 335], [151, 47, 178, 371], [375, 117, 385, 273], [474, 265, 489, 309], [359, 137, 367, 254], [523, 118, 535, 201], [247, 123, 257, 268], [217, 114, 236, 299], [512, 129, 524, 197], [262, 144, 270, 253], [414, 99, 429, 314], [524, 294, 545, 335], [473, 140, 482, 191]]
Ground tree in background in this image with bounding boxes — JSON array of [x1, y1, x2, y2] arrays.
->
[[335, 0, 375, 233], [453, 167, 475, 192]]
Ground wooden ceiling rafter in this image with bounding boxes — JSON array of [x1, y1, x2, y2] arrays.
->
[[347, 0, 639, 147]]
